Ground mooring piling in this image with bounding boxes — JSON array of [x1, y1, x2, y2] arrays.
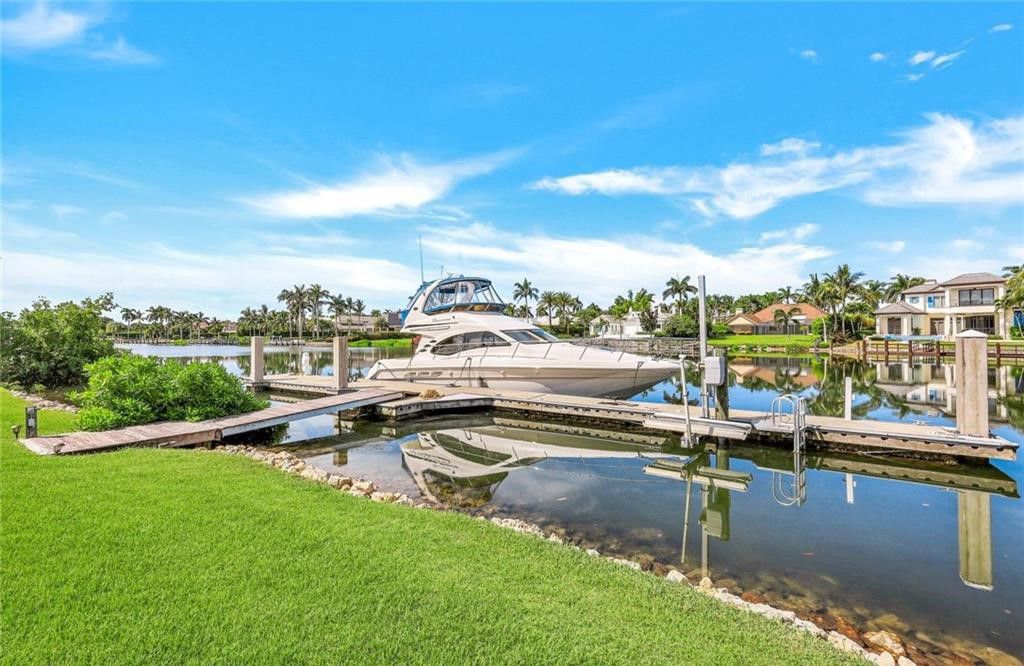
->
[[954, 330, 989, 438], [333, 336, 349, 390], [250, 335, 265, 383]]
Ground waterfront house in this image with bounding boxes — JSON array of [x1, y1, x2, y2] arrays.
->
[[589, 313, 649, 338], [874, 272, 1010, 338], [724, 303, 825, 335]]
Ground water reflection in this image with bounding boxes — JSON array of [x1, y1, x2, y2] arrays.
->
[[285, 417, 1020, 659]]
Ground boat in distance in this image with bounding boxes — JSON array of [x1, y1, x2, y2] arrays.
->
[[366, 276, 677, 398]]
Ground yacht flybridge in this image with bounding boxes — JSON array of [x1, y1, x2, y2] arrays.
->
[[366, 276, 677, 398]]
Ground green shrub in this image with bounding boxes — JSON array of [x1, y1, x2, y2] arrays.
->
[[73, 355, 268, 431], [0, 295, 117, 389]]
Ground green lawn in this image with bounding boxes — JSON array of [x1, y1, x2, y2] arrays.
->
[[348, 337, 413, 348], [0, 390, 856, 665], [710, 334, 818, 348]]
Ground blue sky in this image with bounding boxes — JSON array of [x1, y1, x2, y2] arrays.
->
[[3, 2, 1023, 317]]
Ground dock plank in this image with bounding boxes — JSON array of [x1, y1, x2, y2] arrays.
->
[[20, 388, 403, 455]]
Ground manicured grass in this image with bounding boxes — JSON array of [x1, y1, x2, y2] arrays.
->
[[0, 390, 856, 665], [348, 337, 413, 348], [710, 334, 818, 348]]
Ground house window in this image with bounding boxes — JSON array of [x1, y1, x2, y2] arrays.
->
[[961, 315, 995, 335], [887, 318, 902, 335], [958, 288, 994, 306], [926, 295, 945, 308], [908, 296, 919, 304]]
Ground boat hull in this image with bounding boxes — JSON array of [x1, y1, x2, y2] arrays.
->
[[367, 359, 675, 399]]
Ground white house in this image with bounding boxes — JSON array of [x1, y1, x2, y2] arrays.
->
[[874, 272, 1011, 338], [588, 313, 649, 338]]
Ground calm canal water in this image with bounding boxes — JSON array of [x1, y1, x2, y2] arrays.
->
[[121, 344, 1023, 662]]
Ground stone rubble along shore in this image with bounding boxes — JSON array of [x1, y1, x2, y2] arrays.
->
[[213, 443, 907, 666], [9, 390, 79, 413]]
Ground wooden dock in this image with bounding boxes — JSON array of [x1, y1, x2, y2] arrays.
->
[[834, 338, 1024, 364], [20, 388, 403, 455], [347, 380, 1017, 461]]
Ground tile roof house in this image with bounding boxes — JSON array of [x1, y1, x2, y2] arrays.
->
[[874, 272, 1011, 338], [725, 303, 826, 335]]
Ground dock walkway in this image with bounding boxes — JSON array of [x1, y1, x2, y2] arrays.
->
[[20, 388, 403, 455]]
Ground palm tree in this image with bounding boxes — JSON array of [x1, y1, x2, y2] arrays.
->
[[778, 286, 796, 304], [120, 307, 141, 339], [663, 275, 697, 314], [307, 284, 330, 338], [885, 274, 926, 302], [277, 288, 296, 338], [291, 284, 309, 339], [824, 264, 865, 337], [512, 278, 539, 316], [327, 294, 348, 335], [773, 306, 801, 337], [858, 280, 888, 310], [552, 291, 581, 334], [1001, 265, 1023, 278], [632, 288, 655, 313], [537, 291, 557, 328]]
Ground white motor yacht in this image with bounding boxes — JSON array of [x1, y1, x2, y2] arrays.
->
[[366, 276, 677, 398]]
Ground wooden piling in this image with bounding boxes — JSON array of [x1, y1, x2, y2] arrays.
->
[[250, 336, 265, 383], [954, 330, 989, 437], [844, 377, 853, 420], [333, 336, 348, 391]]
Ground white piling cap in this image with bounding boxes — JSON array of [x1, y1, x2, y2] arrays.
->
[[955, 330, 988, 338]]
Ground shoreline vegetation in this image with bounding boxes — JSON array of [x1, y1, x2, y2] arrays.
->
[[1, 390, 860, 665]]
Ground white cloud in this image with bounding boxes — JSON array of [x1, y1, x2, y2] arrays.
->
[[0, 2, 95, 51], [1, 2, 156, 65], [908, 50, 936, 66], [245, 151, 515, 219], [989, 24, 1013, 33], [950, 239, 983, 252], [420, 223, 833, 301], [760, 138, 821, 156], [759, 223, 819, 243], [866, 240, 906, 254], [2, 246, 420, 317], [902, 73, 925, 83], [532, 113, 1024, 218], [869, 52, 888, 62], [51, 204, 84, 220], [88, 35, 158, 65], [931, 50, 965, 69], [799, 49, 818, 62]]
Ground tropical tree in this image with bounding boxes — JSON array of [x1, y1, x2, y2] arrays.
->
[[778, 286, 796, 304], [120, 307, 142, 339], [307, 284, 330, 338], [773, 306, 801, 337], [824, 264, 865, 337], [537, 291, 557, 327], [663, 275, 697, 314], [512, 278, 539, 316], [327, 294, 348, 335], [858, 279, 888, 311], [291, 284, 309, 338], [885, 274, 926, 302]]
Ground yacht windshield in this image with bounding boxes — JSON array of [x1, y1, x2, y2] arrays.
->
[[423, 279, 505, 314], [502, 329, 559, 343]]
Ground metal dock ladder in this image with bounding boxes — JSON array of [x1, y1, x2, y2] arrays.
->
[[770, 394, 807, 506]]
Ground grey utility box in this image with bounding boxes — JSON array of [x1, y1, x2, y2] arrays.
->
[[703, 356, 726, 386]]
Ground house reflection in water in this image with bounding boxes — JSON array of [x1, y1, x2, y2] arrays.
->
[[396, 422, 1013, 592], [872, 362, 1019, 422]]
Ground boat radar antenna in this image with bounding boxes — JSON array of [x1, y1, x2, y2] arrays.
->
[[418, 236, 425, 283]]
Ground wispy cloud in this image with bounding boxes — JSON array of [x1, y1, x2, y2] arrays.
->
[[1, 2, 97, 51], [244, 150, 517, 220], [421, 222, 833, 301], [760, 138, 821, 157], [88, 35, 158, 65], [902, 73, 925, 83], [759, 223, 819, 243], [908, 50, 935, 66], [1, 2, 156, 64], [866, 240, 906, 254], [869, 52, 888, 62], [799, 49, 818, 62], [51, 204, 85, 221], [989, 23, 1013, 33], [532, 113, 1024, 219], [931, 50, 965, 69], [950, 239, 983, 252]]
